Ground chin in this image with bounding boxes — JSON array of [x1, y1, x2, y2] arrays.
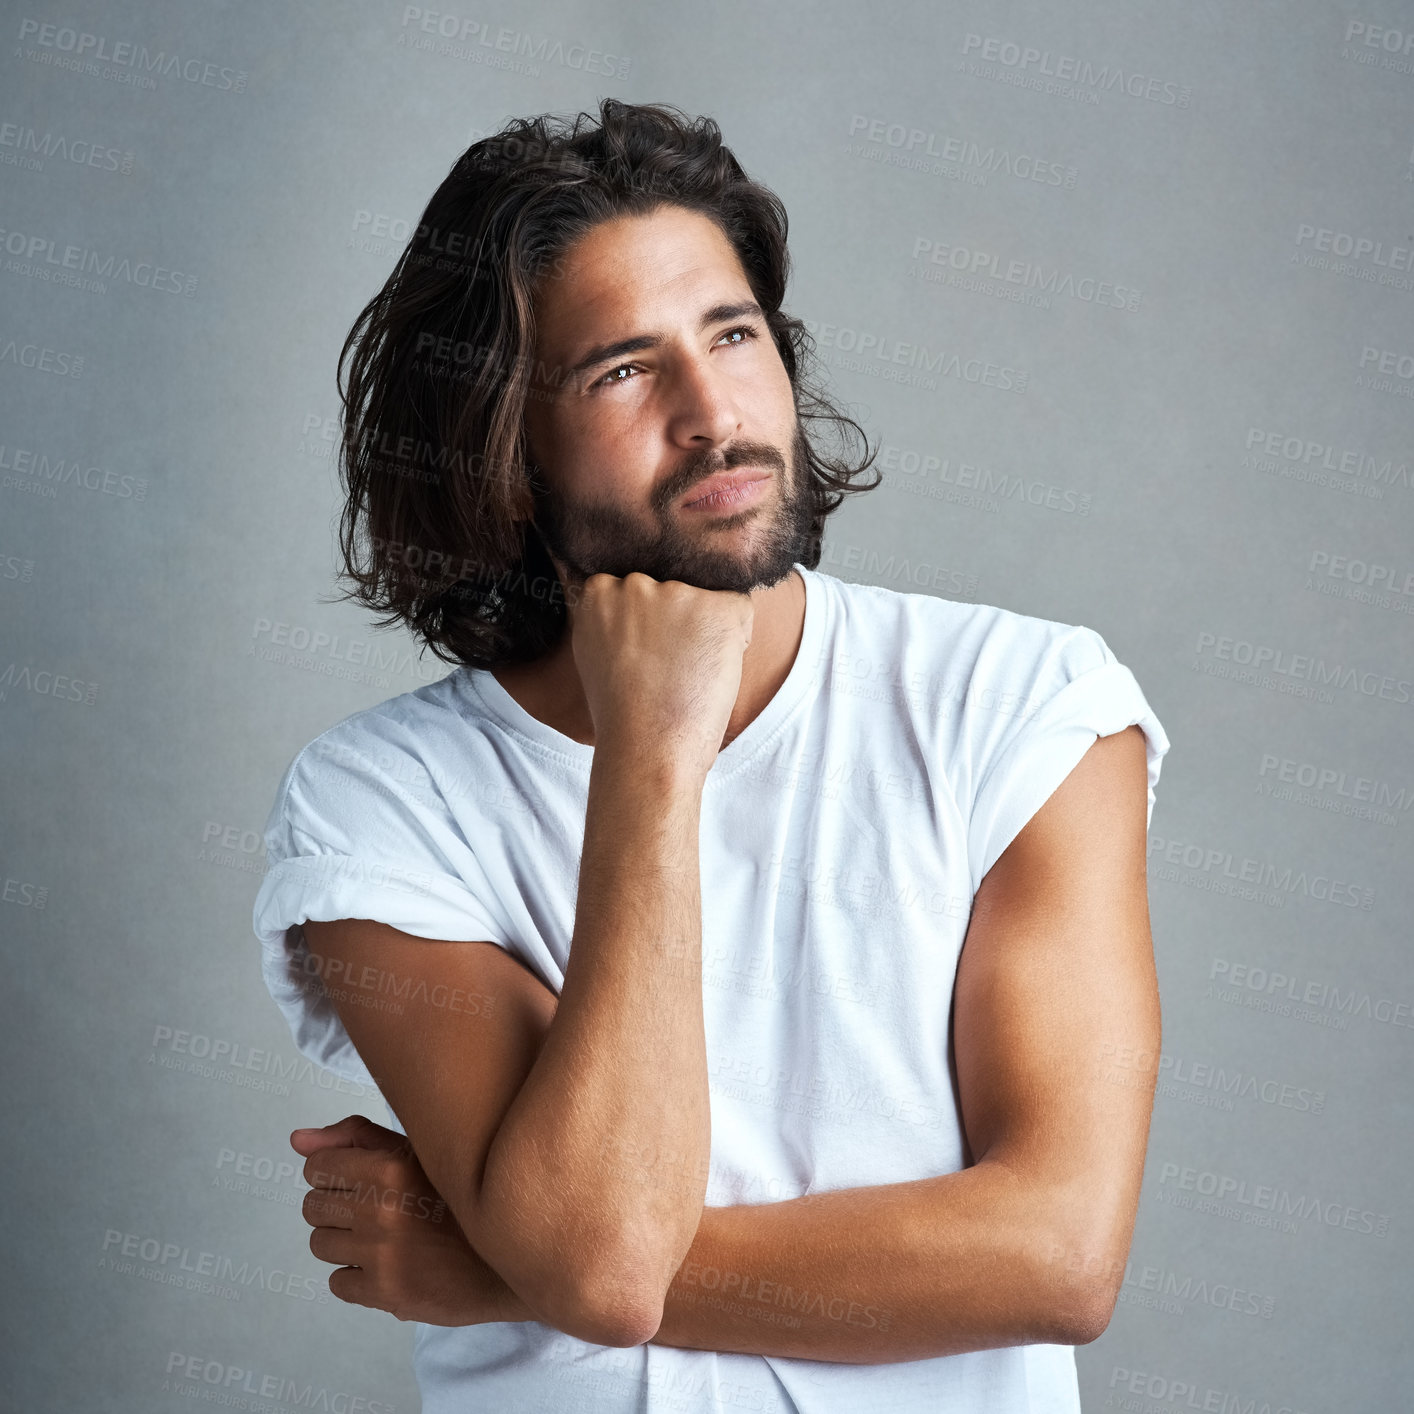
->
[[671, 543, 802, 595]]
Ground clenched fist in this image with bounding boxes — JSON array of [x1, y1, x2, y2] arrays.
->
[[568, 571, 754, 780]]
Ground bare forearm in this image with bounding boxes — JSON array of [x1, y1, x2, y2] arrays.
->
[[472, 748, 711, 1327], [647, 1163, 1098, 1363]]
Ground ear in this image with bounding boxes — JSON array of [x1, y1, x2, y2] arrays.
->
[[523, 454, 550, 494]]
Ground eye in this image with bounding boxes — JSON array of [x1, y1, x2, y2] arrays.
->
[[591, 325, 760, 390], [595, 362, 638, 387], [717, 324, 759, 347], [718, 325, 763, 347]]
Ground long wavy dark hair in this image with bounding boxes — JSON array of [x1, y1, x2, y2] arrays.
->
[[328, 97, 880, 670]]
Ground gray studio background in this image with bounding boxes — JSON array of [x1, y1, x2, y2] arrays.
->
[[4, 1, 1411, 1410]]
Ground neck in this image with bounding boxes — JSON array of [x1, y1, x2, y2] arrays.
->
[[494, 568, 807, 751]]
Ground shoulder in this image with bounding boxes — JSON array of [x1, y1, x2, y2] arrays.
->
[[810, 566, 1112, 699], [804, 569, 1168, 885], [282, 670, 470, 779], [265, 671, 473, 846]]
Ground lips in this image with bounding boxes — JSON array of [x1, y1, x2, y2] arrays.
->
[[680, 468, 773, 508]]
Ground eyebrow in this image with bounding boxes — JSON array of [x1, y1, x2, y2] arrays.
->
[[564, 300, 766, 384]]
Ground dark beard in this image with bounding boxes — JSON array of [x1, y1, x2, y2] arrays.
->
[[529, 424, 816, 595]]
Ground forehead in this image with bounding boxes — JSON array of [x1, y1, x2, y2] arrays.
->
[[532, 205, 752, 345]]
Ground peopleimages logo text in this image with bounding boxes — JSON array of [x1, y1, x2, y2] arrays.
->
[[1194, 632, 1412, 704]]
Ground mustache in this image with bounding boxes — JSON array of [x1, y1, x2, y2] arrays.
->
[[659, 441, 786, 510]]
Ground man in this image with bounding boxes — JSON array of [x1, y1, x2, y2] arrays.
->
[[253, 98, 1169, 1413]]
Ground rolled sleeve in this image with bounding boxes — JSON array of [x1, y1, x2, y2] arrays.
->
[[252, 731, 511, 1087], [967, 631, 1170, 894]]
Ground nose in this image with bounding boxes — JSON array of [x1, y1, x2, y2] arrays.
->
[[664, 348, 742, 450]]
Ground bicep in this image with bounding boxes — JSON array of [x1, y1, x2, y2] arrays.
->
[[953, 724, 1159, 1286], [299, 918, 558, 1236]]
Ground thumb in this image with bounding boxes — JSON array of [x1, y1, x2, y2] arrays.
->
[[289, 1114, 405, 1155]]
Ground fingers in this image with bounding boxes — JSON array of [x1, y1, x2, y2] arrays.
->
[[302, 1187, 357, 1229], [292, 1118, 415, 1199], [300, 1142, 406, 1193], [289, 1114, 405, 1155], [326, 1266, 374, 1310], [308, 1225, 363, 1269]]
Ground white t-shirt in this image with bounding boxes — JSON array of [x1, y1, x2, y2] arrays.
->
[[252, 561, 1170, 1414]]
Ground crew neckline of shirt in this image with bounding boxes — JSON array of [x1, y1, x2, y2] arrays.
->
[[460, 562, 825, 782]]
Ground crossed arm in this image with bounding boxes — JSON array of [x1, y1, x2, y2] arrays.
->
[[648, 724, 1160, 1361], [301, 724, 1159, 1362]]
